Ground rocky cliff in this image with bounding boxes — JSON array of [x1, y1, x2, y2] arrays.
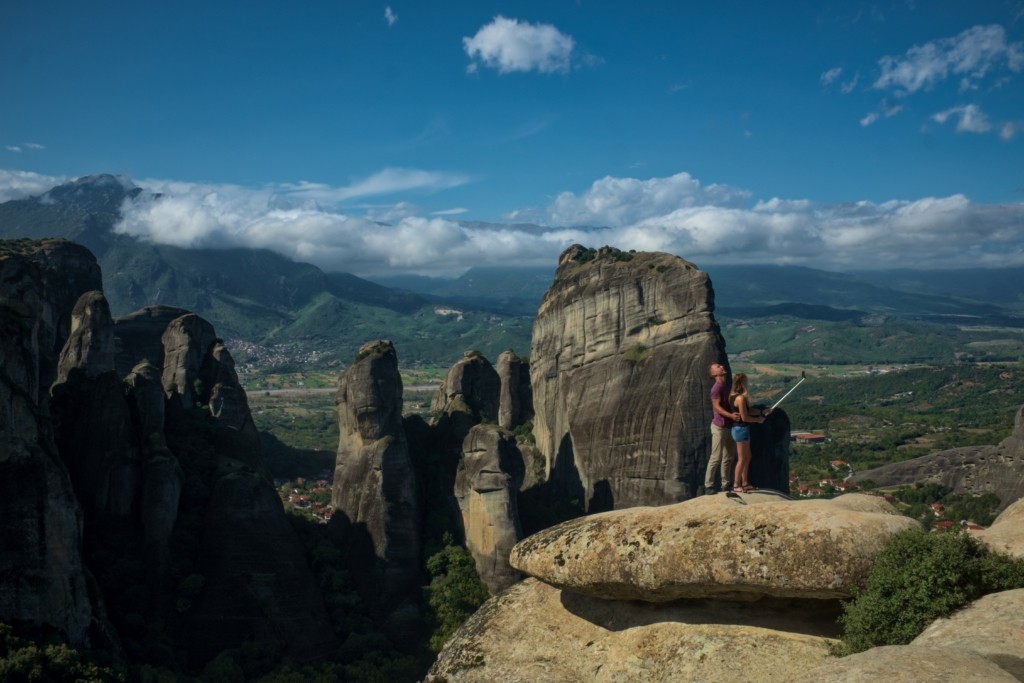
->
[[332, 339, 421, 603], [1, 239, 339, 668], [428, 492, 915, 682], [852, 404, 1024, 513], [0, 240, 100, 648], [454, 425, 525, 594], [530, 245, 730, 511]]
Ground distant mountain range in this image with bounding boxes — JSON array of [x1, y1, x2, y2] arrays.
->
[[2, 174, 1022, 367]]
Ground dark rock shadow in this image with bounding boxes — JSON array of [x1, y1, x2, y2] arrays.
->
[[750, 407, 790, 494], [587, 479, 614, 514], [558, 589, 842, 639], [518, 433, 586, 536], [550, 432, 585, 507]]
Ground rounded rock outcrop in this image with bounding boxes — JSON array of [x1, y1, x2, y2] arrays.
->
[[510, 493, 920, 601]]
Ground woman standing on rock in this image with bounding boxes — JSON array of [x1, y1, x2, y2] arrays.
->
[[730, 373, 771, 492]]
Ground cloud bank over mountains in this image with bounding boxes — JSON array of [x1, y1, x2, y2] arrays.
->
[[2, 168, 1020, 277]]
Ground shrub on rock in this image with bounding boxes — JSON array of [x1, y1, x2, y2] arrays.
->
[[837, 528, 1024, 655]]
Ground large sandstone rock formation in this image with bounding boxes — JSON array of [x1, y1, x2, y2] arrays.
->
[[184, 470, 341, 663], [112, 305, 192, 377], [3, 239, 341, 665], [430, 351, 500, 423], [426, 578, 839, 683], [50, 291, 142, 521], [160, 312, 217, 409], [0, 240, 99, 647], [852, 404, 1024, 513], [495, 349, 529, 430], [430, 492, 922, 682], [332, 339, 421, 599], [454, 424, 526, 594], [529, 245, 731, 511], [510, 492, 918, 602], [54, 290, 116, 384]]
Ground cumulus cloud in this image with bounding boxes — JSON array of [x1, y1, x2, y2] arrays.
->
[[540, 173, 752, 228], [0, 169, 65, 202], [4, 169, 1022, 276], [463, 16, 575, 74], [117, 172, 1024, 274], [874, 24, 1024, 94], [384, 6, 396, 27]]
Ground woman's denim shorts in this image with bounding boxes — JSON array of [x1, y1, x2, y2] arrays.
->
[[731, 424, 751, 443]]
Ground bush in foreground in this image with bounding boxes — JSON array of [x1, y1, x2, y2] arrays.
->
[[836, 528, 1024, 655]]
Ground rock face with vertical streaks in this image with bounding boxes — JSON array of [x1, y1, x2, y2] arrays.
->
[[529, 245, 730, 511], [454, 424, 526, 594], [2, 239, 341, 665], [332, 339, 421, 600], [496, 350, 529, 430], [0, 240, 99, 647]]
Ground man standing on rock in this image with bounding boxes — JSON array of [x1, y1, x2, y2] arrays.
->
[[704, 362, 741, 494]]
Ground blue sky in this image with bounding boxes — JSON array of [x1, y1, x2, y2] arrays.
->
[[2, 1, 1023, 276]]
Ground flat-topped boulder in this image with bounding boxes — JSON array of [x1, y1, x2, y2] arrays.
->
[[510, 492, 919, 601]]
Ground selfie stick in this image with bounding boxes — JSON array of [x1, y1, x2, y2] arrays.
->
[[770, 373, 806, 410]]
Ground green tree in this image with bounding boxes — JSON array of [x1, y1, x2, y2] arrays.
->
[[0, 624, 125, 683], [424, 539, 490, 652]]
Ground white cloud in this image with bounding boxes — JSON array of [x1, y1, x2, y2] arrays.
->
[[820, 67, 842, 86], [463, 16, 575, 74], [5, 146, 22, 153], [541, 173, 752, 228], [384, 6, 396, 27], [276, 168, 471, 204], [841, 72, 860, 94], [0, 169, 65, 201], [932, 104, 992, 133], [5, 169, 1022, 276], [24, 143, 44, 150], [859, 101, 903, 127], [874, 24, 1024, 94]]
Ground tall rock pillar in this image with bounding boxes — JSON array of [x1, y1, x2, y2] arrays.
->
[[530, 245, 729, 511], [332, 340, 421, 600]]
